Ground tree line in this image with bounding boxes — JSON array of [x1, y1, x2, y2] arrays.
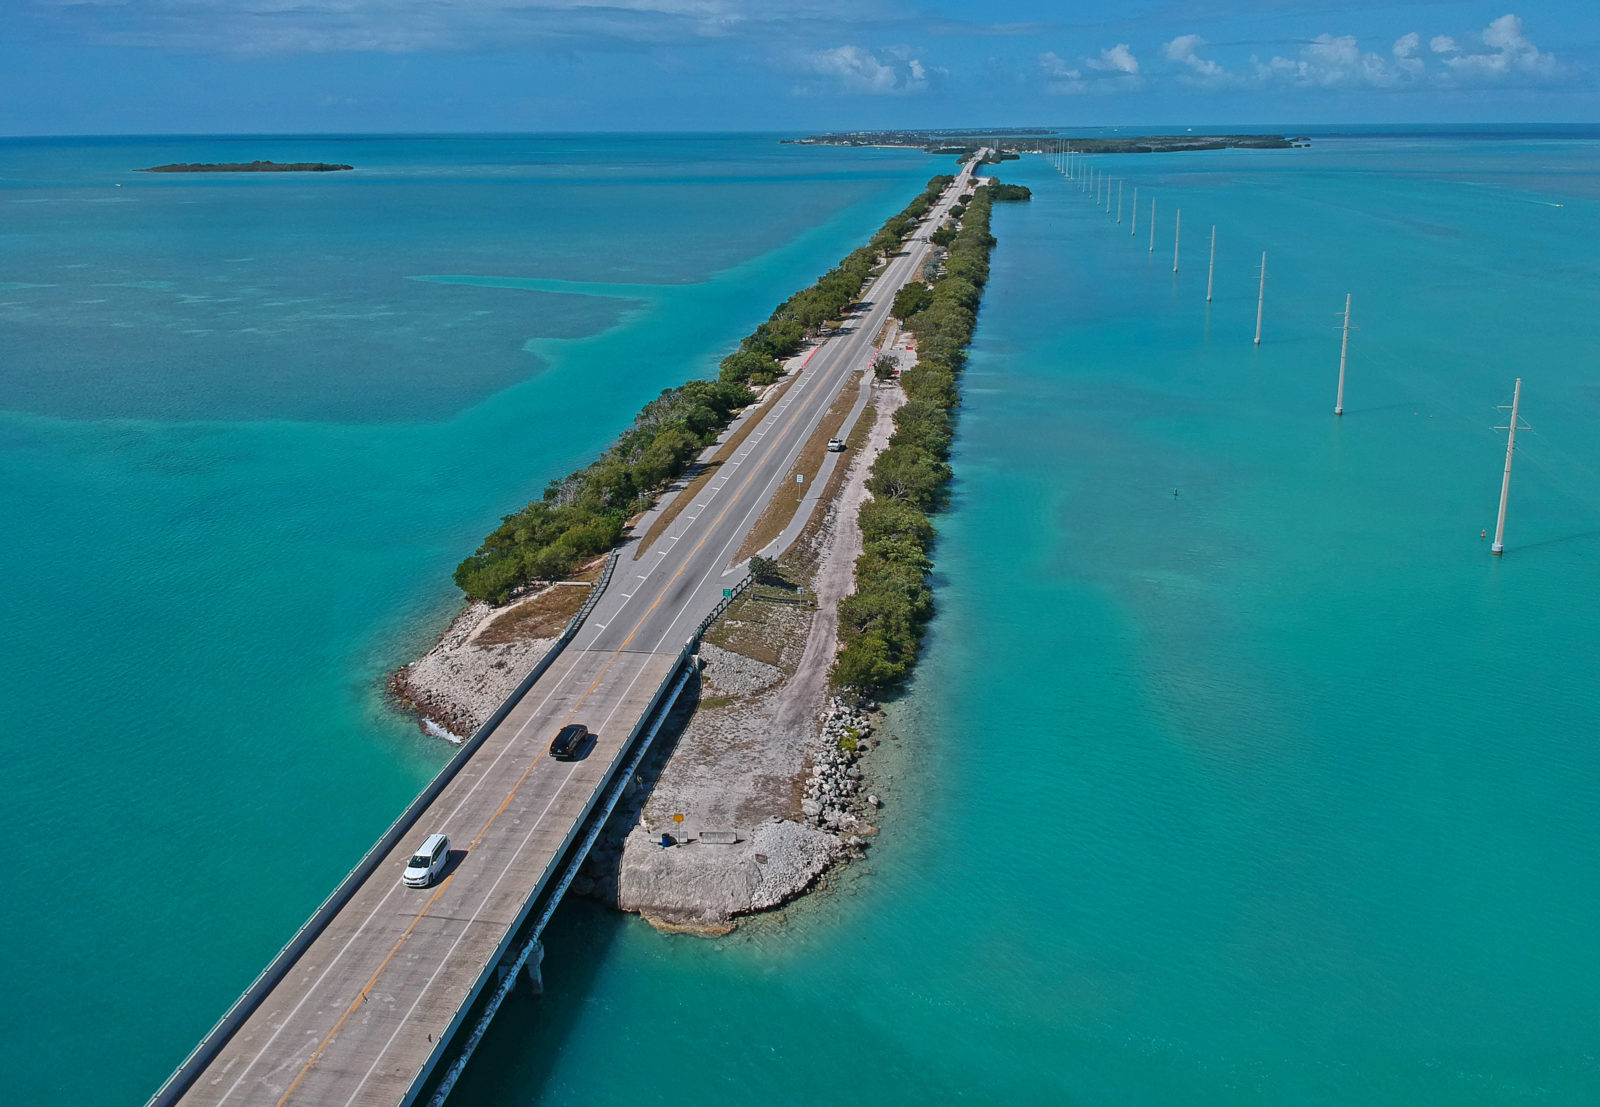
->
[[453, 173, 959, 604], [830, 177, 1032, 693]]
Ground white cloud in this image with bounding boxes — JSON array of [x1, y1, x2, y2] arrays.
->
[[1430, 35, 1458, 54], [1443, 13, 1558, 81], [1245, 33, 1417, 89], [26, 0, 905, 54], [1039, 51, 1083, 91], [1164, 25, 1512, 91], [1043, 42, 1143, 94], [805, 44, 928, 94], [1163, 33, 1231, 88], [1393, 32, 1423, 75], [1088, 43, 1139, 76]]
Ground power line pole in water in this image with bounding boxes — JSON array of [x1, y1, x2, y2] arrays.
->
[[1149, 198, 1156, 254], [1173, 209, 1181, 273], [1117, 181, 1123, 224], [1254, 252, 1267, 345], [1106, 179, 1112, 215], [1491, 378, 1525, 556], [1334, 293, 1353, 416], [1206, 227, 1216, 302], [1130, 188, 1138, 236]]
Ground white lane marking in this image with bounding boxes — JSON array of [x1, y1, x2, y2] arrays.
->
[[632, 185, 965, 653], [213, 642, 603, 1104], [344, 654, 662, 1105]]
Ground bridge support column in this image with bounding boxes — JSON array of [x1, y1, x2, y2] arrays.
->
[[495, 938, 543, 998], [522, 940, 544, 996]]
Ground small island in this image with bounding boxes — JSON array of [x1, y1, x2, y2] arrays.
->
[[140, 160, 354, 173], [787, 130, 1306, 154]]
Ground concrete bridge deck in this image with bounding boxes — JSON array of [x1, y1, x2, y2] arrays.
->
[[154, 155, 980, 1107]]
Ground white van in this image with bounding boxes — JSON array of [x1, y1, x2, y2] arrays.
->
[[402, 832, 450, 888]]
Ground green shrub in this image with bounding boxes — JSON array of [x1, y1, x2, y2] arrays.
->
[[858, 497, 936, 548], [830, 172, 1030, 694], [892, 281, 933, 320], [458, 173, 967, 604]]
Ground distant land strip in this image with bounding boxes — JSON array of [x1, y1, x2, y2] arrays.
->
[[787, 131, 1306, 154], [139, 160, 354, 173]]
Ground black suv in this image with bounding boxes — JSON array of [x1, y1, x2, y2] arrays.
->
[[549, 723, 588, 760]]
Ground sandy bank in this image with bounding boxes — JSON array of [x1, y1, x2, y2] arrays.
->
[[388, 583, 590, 739]]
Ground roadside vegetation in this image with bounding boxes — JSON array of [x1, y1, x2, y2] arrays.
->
[[453, 173, 959, 604], [830, 177, 1032, 693]]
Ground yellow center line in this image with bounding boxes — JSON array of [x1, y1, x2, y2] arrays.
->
[[273, 188, 951, 1102], [273, 876, 453, 1106]]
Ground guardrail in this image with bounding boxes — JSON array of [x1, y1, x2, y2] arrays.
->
[[419, 638, 697, 1107], [692, 571, 754, 644], [147, 550, 621, 1107]]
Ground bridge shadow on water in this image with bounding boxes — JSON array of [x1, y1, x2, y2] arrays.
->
[[446, 896, 631, 1105], [441, 675, 705, 1105]]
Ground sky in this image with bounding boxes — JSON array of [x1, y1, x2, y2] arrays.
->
[[0, 1, 1595, 135]]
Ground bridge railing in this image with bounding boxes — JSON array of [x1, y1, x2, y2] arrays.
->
[[147, 549, 621, 1107], [691, 570, 754, 644]]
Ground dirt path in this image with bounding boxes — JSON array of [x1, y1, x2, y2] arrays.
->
[[770, 377, 905, 741], [603, 379, 906, 931]]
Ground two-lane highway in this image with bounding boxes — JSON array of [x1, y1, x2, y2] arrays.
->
[[162, 154, 982, 1107]]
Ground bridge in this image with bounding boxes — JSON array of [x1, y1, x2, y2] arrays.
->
[[151, 154, 981, 1107]]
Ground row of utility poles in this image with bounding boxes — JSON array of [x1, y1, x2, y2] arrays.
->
[[1037, 140, 1527, 556]]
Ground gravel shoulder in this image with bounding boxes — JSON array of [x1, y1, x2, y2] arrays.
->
[[584, 378, 907, 933]]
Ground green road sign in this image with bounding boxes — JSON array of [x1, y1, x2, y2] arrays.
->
[[723, 588, 733, 598]]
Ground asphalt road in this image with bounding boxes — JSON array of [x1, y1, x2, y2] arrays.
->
[[165, 153, 981, 1107]]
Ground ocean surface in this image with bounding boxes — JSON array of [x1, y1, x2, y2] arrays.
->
[[3, 130, 1599, 1105]]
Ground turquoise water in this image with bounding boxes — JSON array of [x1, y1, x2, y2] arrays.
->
[[454, 137, 1600, 1104], [0, 134, 939, 1105], [4, 132, 1599, 1105]]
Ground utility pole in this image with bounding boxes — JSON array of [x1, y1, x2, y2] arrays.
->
[[1149, 198, 1156, 254], [1116, 181, 1123, 224], [1254, 252, 1266, 345], [1491, 379, 1525, 556], [1130, 187, 1138, 236], [1334, 293, 1352, 416], [1173, 209, 1181, 273], [1206, 227, 1216, 303]]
